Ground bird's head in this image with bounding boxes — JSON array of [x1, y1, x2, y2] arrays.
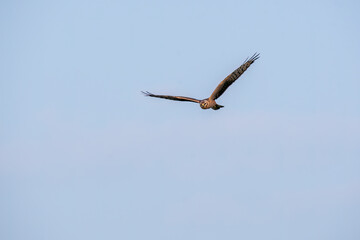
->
[[199, 100, 208, 109]]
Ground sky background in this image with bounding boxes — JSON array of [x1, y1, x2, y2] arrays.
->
[[1, 0, 360, 239]]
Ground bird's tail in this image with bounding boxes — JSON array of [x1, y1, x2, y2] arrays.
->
[[212, 104, 224, 110]]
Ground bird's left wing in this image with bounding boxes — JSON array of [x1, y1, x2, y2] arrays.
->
[[142, 91, 200, 103], [210, 53, 260, 100]]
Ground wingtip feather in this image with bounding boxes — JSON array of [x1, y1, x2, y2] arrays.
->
[[141, 91, 152, 96], [243, 52, 260, 64], [250, 52, 260, 62]]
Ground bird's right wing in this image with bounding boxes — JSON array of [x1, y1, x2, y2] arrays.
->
[[210, 53, 260, 100], [142, 91, 200, 103]]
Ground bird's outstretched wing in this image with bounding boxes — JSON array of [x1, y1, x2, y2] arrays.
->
[[210, 53, 260, 100], [142, 91, 200, 103]]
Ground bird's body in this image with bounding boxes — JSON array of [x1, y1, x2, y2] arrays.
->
[[142, 53, 259, 110], [199, 98, 223, 110]]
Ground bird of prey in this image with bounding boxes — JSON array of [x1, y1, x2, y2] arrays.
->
[[142, 53, 259, 110]]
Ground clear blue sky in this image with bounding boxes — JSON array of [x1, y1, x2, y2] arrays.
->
[[1, 0, 359, 239]]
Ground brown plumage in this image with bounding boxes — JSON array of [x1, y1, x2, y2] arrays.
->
[[142, 53, 260, 110]]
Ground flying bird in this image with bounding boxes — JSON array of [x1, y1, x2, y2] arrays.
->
[[142, 53, 260, 110]]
